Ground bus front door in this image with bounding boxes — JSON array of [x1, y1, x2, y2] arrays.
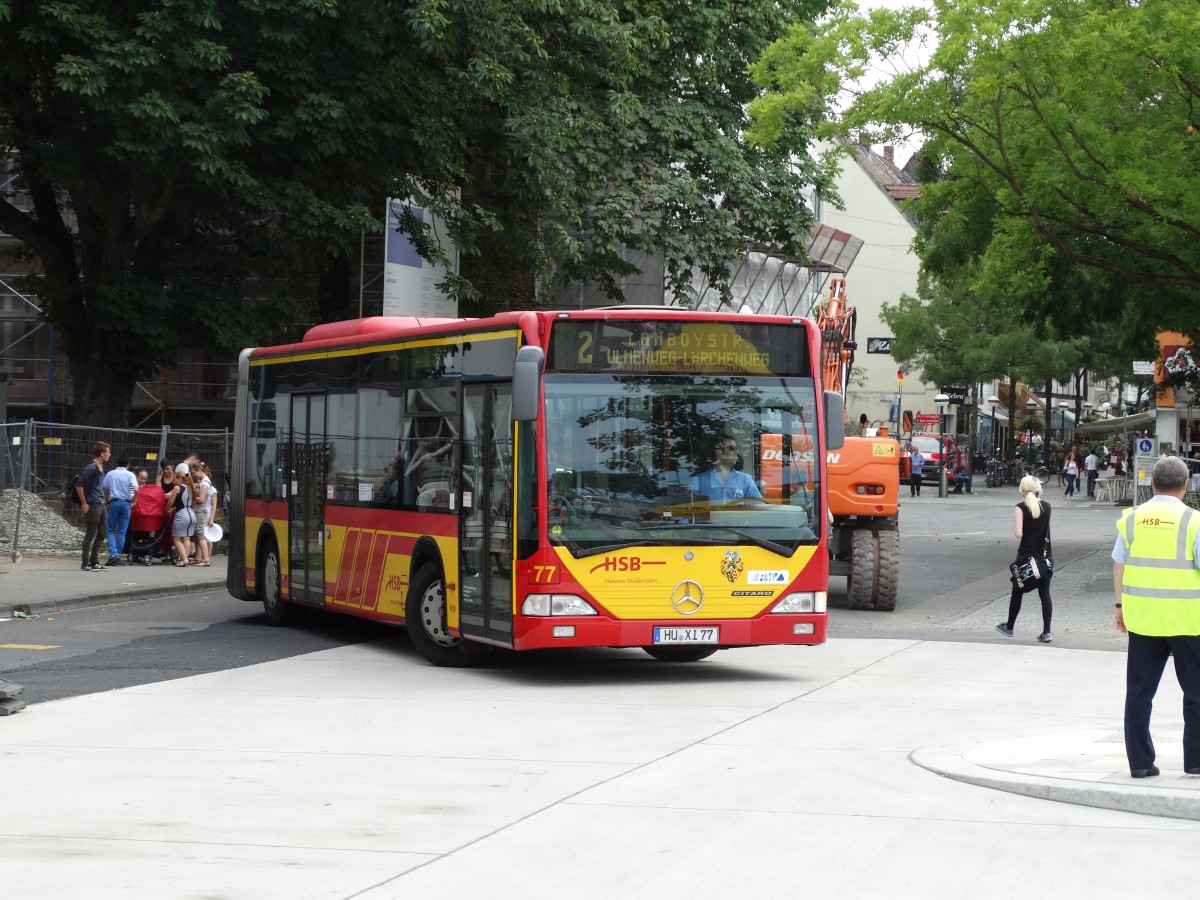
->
[[459, 385, 514, 646], [288, 393, 327, 604]]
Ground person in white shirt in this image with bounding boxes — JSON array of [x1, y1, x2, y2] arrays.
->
[[101, 456, 139, 565], [1085, 450, 1100, 499]]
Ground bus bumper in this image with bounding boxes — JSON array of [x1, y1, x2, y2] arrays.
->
[[513, 614, 827, 651]]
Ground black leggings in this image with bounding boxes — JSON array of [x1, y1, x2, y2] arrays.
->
[[1005, 574, 1052, 633]]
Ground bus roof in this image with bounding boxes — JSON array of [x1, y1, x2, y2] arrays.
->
[[247, 308, 809, 358]]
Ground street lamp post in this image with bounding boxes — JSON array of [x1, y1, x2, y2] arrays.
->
[[1025, 398, 1039, 465], [987, 395, 1001, 458], [1057, 399, 1070, 443], [1100, 401, 1110, 419], [935, 392, 950, 497]]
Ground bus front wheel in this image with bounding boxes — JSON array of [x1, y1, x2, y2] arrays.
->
[[259, 541, 293, 627], [405, 563, 479, 667], [642, 646, 719, 662]]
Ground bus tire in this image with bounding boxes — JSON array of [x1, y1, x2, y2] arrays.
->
[[405, 563, 478, 667], [873, 529, 900, 612], [847, 528, 877, 610], [642, 646, 719, 662], [259, 540, 293, 627]]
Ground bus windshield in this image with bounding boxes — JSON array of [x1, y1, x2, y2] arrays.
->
[[543, 374, 821, 558]]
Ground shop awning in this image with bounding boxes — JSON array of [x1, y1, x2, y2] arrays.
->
[[1076, 410, 1157, 437], [975, 403, 1009, 424]]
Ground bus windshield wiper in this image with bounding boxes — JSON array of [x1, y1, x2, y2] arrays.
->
[[637, 522, 791, 556], [573, 540, 661, 557]]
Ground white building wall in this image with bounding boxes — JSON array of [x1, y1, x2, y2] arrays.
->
[[818, 152, 932, 436]]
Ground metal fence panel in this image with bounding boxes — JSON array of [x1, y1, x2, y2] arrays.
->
[[0, 421, 230, 558]]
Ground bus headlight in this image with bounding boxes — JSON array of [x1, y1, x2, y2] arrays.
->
[[771, 591, 827, 614], [522, 594, 598, 616]]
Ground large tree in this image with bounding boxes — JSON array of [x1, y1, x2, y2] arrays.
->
[[749, 0, 1200, 336], [0, 0, 834, 424], [879, 163, 1082, 453]]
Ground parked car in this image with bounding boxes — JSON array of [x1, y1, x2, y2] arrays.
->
[[907, 435, 959, 484]]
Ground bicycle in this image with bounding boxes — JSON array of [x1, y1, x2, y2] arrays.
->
[[1002, 459, 1050, 486], [1020, 461, 1051, 485], [984, 456, 1006, 488]]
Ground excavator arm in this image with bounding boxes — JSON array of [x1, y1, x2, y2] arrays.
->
[[815, 277, 857, 405], [814, 277, 902, 612]]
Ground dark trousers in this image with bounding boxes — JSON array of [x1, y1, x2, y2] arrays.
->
[[1086, 470, 1098, 497], [909, 472, 922, 496], [1124, 632, 1200, 771], [81, 503, 108, 566], [1005, 573, 1052, 633]]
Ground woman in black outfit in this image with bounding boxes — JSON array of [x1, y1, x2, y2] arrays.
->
[[996, 474, 1054, 642]]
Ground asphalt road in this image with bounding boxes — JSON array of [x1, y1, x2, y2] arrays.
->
[[0, 480, 1126, 705]]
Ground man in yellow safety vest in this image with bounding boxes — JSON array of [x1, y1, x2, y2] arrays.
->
[[1113, 455, 1200, 778]]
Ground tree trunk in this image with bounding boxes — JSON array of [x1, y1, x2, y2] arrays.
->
[[1008, 374, 1019, 461], [67, 345, 138, 427], [317, 252, 354, 323]]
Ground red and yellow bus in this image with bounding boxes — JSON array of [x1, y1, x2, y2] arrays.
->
[[226, 309, 844, 665]]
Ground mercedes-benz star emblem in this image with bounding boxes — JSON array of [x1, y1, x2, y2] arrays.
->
[[671, 580, 704, 615]]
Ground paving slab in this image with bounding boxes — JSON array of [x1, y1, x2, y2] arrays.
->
[[2, 638, 1198, 899]]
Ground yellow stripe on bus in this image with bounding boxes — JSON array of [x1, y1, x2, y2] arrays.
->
[[248, 329, 522, 366]]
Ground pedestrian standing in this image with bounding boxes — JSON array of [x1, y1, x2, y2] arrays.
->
[[157, 460, 175, 491], [190, 461, 214, 566], [909, 445, 924, 497], [165, 462, 197, 566], [996, 475, 1054, 642], [1112, 455, 1200, 778], [75, 441, 111, 571], [1085, 448, 1100, 499], [101, 455, 139, 565], [1064, 451, 1079, 499]]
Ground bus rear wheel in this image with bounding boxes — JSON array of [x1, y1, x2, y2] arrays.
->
[[405, 563, 479, 667], [259, 541, 293, 627], [642, 646, 719, 662]]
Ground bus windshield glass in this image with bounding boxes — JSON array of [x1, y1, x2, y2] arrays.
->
[[543, 373, 821, 558]]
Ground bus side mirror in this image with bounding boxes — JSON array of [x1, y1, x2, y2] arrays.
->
[[823, 391, 845, 451], [513, 345, 545, 422]]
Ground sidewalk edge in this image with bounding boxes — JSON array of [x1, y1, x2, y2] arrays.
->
[[911, 737, 1200, 822], [14, 578, 228, 616]]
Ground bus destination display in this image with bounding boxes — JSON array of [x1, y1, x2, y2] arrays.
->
[[549, 320, 808, 377]]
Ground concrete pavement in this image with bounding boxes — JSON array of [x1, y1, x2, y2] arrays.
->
[[1, 552, 228, 616], [2, 498, 1199, 897]]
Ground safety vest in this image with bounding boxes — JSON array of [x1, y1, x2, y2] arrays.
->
[[1116, 498, 1200, 636]]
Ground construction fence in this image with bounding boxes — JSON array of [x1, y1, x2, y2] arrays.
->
[[0, 421, 231, 559]]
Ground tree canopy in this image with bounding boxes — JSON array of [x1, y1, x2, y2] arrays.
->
[[0, 0, 835, 424], [749, 0, 1200, 360]]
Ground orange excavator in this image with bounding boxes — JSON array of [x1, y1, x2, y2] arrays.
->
[[815, 278, 901, 610]]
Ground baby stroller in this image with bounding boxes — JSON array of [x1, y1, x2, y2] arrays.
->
[[125, 483, 173, 565]]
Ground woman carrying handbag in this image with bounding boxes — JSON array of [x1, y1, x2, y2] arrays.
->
[[997, 474, 1055, 642]]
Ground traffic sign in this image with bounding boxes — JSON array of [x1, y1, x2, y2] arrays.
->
[[1132, 361, 1155, 376], [1137, 438, 1155, 455]]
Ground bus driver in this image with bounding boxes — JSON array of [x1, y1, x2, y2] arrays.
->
[[690, 435, 763, 504]]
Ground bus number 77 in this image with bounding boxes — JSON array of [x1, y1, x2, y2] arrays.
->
[[531, 565, 559, 584]]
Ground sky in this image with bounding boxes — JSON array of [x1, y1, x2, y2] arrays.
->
[[854, 0, 935, 163]]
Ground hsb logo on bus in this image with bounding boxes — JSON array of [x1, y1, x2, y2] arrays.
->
[[589, 556, 667, 574]]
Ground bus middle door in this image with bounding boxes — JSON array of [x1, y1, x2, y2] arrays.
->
[[287, 393, 327, 605]]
